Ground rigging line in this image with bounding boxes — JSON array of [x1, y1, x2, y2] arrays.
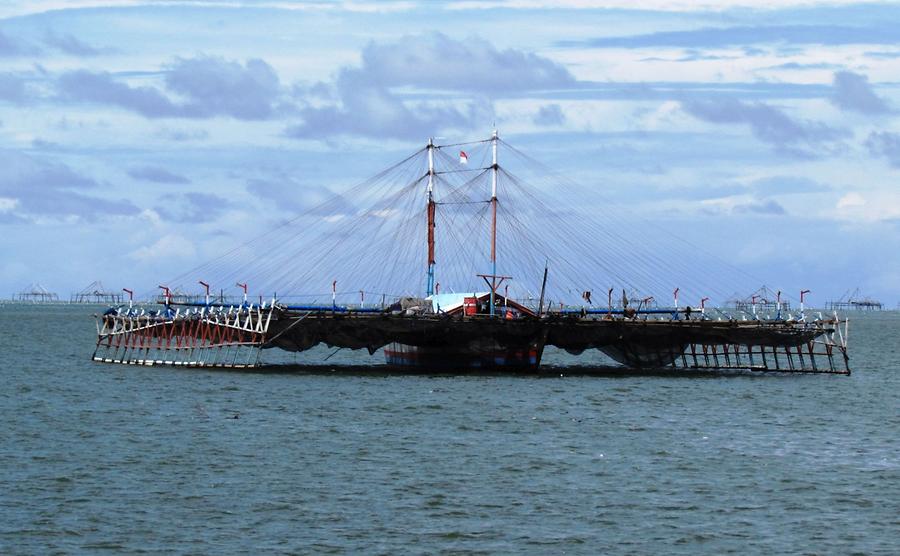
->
[[497, 166, 721, 299], [348, 173, 424, 292], [434, 138, 492, 149], [434, 168, 492, 175], [234, 199, 398, 291], [271, 172, 425, 293], [498, 139, 761, 297], [241, 167, 417, 280], [160, 146, 429, 293], [497, 175, 642, 287], [433, 163, 491, 203], [311, 183, 423, 291]]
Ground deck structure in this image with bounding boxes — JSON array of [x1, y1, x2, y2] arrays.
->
[[93, 303, 274, 368], [92, 299, 850, 374]]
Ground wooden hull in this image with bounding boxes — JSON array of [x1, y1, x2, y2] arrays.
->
[[384, 341, 542, 370]]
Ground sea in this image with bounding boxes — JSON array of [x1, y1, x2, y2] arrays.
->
[[1, 303, 897, 554]]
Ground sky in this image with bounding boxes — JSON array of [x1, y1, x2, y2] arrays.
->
[[1, 0, 899, 306]]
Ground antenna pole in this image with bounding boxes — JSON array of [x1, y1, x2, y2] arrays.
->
[[199, 280, 210, 306], [426, 137, 436, 297], [490, 129, 498, 317], [776, 290, 782, 319], [158, 285, 170, 306], [538, 262, 548, 316]]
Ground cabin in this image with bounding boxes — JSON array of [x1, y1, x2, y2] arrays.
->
[[428, 292, 536, 318]]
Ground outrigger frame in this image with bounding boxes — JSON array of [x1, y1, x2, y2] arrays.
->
[[92, 303, 850, 374]]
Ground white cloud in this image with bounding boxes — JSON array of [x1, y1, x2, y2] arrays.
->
[[445, 0, 861, 12], [836, 192, 865, 210], [834, 191, 900, 222], [636, 100, 681, 130], [138, 208, 162, 225], [0, 1, 416, 19], [0, 197, 18, 212], [129, 233, 196, 262]]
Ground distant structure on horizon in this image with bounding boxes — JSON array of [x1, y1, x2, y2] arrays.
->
[[826, 288, 883, 311], [70, 281, 123, 304], [153, 285, 211, 305], [14, 283, 59, 303], [726, 285, 791, 312]]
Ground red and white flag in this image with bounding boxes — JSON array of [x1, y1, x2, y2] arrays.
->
[[459, 150, 468, 164]]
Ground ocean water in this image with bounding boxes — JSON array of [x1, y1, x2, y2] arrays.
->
[[1, 304, 898, 554]]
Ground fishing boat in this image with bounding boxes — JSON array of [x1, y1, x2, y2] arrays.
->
[[92, 132, 851, 374]]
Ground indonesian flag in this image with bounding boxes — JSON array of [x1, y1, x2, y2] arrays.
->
[[459, 150, 468, 164]]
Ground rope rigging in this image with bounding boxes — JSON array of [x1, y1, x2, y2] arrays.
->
[[161, 134, 765, 308]]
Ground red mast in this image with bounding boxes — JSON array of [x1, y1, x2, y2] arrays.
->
[[426, 138, 436, 296], [489, 130, 498, 316]]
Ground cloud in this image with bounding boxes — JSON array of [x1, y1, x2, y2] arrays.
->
[[533, 103, 566, 126], [657, 176, 826, 204], [57, 56, 285, 120], [129, 233, 196, 263], [154, 192, 231, 223], [0, 29, 26, 56], [287, 33, 571, 139], [154, 127, 209, 142], [865, 131, 900, 168], [750, 176, 829, 196], [287, 73, 493, 140], [43, 32, 106, 56], [0, 73, 26, 102], [0, 197, 18, 212], [830, 71, 889, 115], [164, 56, 282, 120], [836, 192, 865, 210], [764, 62, 842, 71], [682, 98, 845, 156], [359, 33, 574, 92], [58, 70, 184, 118], [31, 138, 62, 150], [863, 50, 900, 60], [733, 199, 786, 215], [245, 177, 354, 214], [2, 151, 98, 190], [560, 24, 900, 49], [0, 150, 139, 221], [128, 166, 191, 184]]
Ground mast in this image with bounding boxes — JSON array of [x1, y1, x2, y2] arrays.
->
[[538, 262, 548, 316], [426, 137, 436, 297], [490, 129, 498, 317]]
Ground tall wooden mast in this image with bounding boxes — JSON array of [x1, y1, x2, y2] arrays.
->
[[490, 129, 498, 316], [426, 137, 436, 296]]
